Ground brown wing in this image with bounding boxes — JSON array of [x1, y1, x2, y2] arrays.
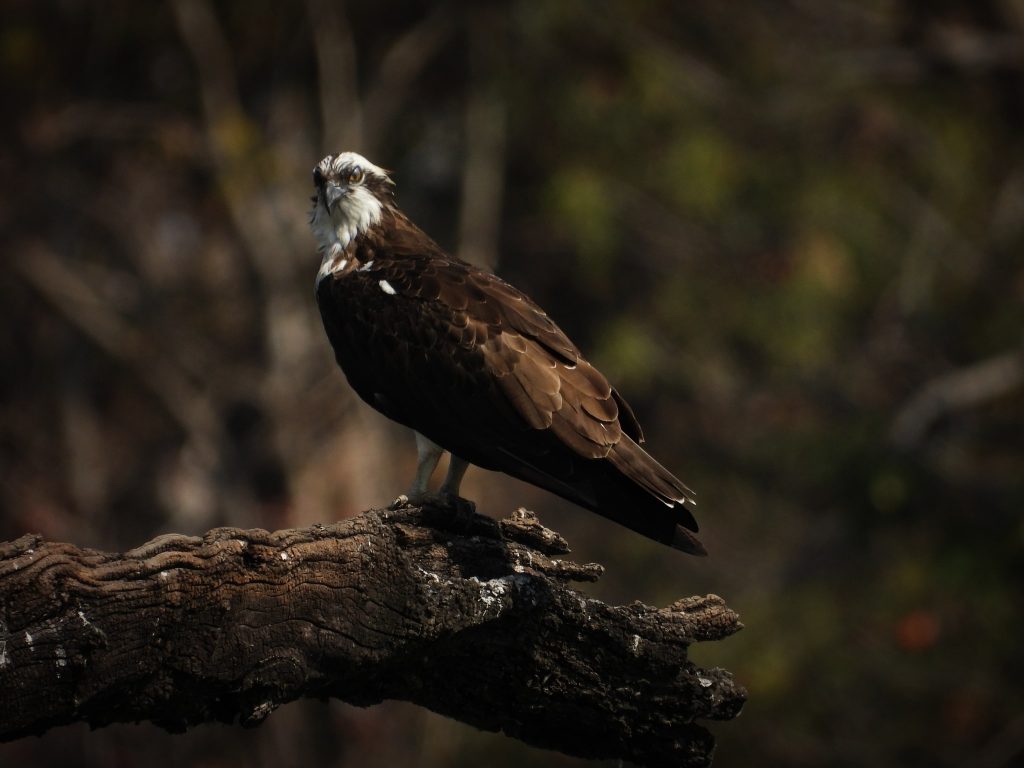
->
[[376, 253, 696, 517], [317, 215, 700, 548], [477, 271, 696, 514]]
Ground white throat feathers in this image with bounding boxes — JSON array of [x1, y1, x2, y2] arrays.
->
[[311, 152, 391, 286]]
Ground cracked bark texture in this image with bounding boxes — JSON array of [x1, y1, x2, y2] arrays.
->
[[0, 505, 745, 768]]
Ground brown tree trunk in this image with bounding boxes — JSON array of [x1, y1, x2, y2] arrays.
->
[[0, 505, 745, 768]]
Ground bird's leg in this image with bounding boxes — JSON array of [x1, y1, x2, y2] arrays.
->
[[391, 440, 476, 514], [390, 432, 443, 508], [409, 432, 445, 497], [438, 455, 475, 514], [440, 455, 470, 497]]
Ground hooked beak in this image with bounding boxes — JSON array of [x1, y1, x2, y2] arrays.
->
[[323, 181, 346, 213]]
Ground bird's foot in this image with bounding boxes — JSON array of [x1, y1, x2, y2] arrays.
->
[[438, 493, 476, 516], [388, 494, 412, 510], [389, 491, 476, 515]]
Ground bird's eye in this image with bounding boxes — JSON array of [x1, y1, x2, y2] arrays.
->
[[349, 168, 365, 185]]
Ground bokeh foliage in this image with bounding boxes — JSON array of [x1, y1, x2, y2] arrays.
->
[[1, 1, 1022, 766]]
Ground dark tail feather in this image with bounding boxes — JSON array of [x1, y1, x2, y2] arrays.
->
[[672, 525, 708, 556], [491, 444, 705, 555], [579, 468, 707, 555], [607, 437, 698, 531]]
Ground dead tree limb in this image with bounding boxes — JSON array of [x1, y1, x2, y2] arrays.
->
[[0, 505, 745, 768]]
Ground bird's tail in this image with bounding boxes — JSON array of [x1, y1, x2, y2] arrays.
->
[[608, 437, 697, 522], [576, 472, 706, 555], [491, 439, 706, 555], [597, 437, 706, 555]]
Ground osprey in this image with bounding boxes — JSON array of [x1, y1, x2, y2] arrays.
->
[[311, 152, 705, 555]]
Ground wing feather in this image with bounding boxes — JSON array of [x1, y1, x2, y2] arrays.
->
[[497, 365, 552, 429]]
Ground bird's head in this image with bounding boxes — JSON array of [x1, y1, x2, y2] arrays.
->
[[310, 152, 394, 252]]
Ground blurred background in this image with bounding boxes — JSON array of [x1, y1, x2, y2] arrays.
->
[[2, 0, 1023, 766]]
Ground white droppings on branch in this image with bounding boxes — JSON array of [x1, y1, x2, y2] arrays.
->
[[576, 597, 589, 617], [417, 567, 441, 583], [476, 578, 506, 609], [471, 574, 533, 616]]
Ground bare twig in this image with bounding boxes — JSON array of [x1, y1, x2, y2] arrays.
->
[[891, 348, 1024, 448], [14, 242, 220, 463], [456, 7, 507, 270], [306, 0, 363, 151], [170, 0, 345, 493], [361, 6, 456, 154]]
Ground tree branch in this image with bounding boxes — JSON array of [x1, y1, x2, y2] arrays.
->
[[891, 347, 1024, 448], [0, 505, 745, 767], [14, 241, 221, 464], [306, 0, 363, 151]]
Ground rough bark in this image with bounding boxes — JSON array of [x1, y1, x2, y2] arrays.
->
[[0, 504, 745, 767]]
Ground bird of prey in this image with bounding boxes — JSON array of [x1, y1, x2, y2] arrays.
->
[[310, 152, 705, 554]]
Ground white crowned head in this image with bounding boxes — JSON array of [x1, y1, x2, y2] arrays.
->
[[309, 152, 394, 253]]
